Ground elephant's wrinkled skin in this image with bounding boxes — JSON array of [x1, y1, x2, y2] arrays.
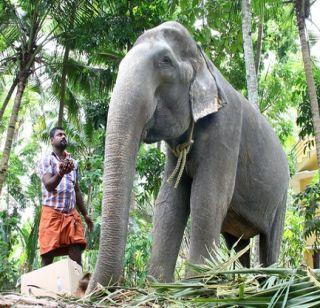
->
[[89, 21, 289, 288]]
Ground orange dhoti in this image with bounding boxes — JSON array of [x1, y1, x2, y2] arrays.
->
[[39, 206, 87, 256]]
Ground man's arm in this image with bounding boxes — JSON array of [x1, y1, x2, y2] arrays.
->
[[42, 161, 73, 192], [75, 180, 93, 231], [42, 172, 63, 192]]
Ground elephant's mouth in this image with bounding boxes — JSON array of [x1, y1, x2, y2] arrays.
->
[[143, 129, 160, 144], [142, 117, 160, 144]]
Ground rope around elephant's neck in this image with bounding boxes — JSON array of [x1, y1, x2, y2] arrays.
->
[[167, 121, 195, 188]]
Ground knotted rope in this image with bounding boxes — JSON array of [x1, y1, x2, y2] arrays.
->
[[167, 122, 195, 188]]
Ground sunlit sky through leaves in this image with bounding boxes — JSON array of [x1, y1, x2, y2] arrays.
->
[[309, 0, 320, 61]]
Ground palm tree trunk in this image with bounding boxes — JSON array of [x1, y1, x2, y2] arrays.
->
[[0, 72, 28, 195], [241, 0, 259, 108], [295, 0, 320, 171], [254, 9, 264, 74], [241, 0, 261, 264], [57, 45, 70, 126], [0, 76, 19, 124]]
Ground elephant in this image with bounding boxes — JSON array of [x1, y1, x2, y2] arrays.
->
[[88, 21, 289, 289]]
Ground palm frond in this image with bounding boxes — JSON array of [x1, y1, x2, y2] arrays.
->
[[49, 0, 98, 35], [80, 245, 320, 307], [88, 49, 123, 65], [1, 0, 28, 45], [45, 53, 113, 97], [64, 57, 114, 96], [0, 25, 20, 52], [65, 84, 80, 124]]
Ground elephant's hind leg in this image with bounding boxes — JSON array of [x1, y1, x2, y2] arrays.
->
[[148, 172, 191, 282], [259, 193, 287, 266], [223, 233, 250, 267]]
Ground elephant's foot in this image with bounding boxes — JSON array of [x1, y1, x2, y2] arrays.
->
[[148, 263, 174, 283]]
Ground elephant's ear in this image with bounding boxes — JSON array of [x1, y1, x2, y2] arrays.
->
[[190, 48, 227, 122]]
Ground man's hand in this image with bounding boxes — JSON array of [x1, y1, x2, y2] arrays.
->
[[59, 159, 74, 176], [84, 214, 94, 232]]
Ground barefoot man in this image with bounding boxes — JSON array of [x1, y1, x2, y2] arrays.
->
[[38, 127, 93, 267]]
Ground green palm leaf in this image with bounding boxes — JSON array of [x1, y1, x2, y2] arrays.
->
[[80, 245, 320, 307]]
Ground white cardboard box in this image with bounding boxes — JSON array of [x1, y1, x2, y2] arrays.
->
[[21, 258, 83, 298]]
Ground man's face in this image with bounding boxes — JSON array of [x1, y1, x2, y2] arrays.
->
[[51, 129, 68, 150]]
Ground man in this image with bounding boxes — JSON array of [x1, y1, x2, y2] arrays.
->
[[38, 127, 93, 267]]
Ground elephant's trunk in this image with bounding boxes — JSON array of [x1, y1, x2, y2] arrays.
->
[[88, 48, 155, 291]]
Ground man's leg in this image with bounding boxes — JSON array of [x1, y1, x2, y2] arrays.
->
[[41, 252, 54, 267], [68, 244, 82, 266]]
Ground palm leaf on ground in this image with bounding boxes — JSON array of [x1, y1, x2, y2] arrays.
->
[[72, 243, 320, 307]]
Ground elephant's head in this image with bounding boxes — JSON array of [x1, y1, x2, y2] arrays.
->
[[91, 21, 227, 287]]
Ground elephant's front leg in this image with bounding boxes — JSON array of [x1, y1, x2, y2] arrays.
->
[[149, 157, 191, 282], [188, 167, 235, 266]]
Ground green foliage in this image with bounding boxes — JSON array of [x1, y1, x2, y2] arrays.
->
[[19, 173, 42, 271], [296, 66, 320, 139], [201, 1, 245, 90], [259, 59, 301, 144], [0, 240, 18, 291], [0, 136, 43, 276], [287, 151, 296, 177], [6, 154, 27, 206], [279, 205, 305, 267], [72, 0, 175, 53], [124, 212, 152, 286], [136, 146, 165, 202], [0, 210, 19, 290], [18, 191, 42, 271]]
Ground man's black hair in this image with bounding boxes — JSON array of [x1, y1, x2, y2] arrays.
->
[[50, 126, 65, 139]]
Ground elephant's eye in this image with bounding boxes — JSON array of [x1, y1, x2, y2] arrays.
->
[[160, 56, 173, 67]]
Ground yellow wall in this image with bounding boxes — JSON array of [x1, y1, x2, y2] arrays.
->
[[295, 137, 318, 172], [304, 250, 314, 268], [300, 177, 313, 191]]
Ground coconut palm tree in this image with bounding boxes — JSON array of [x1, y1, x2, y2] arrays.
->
[[0, 0, 48, 195], [295, 0, 320, 173]]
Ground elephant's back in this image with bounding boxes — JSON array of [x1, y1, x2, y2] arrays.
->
[[239, 101, 289, 181]]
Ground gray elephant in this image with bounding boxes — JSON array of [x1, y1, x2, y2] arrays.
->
[[89, 21, 289, 288]]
